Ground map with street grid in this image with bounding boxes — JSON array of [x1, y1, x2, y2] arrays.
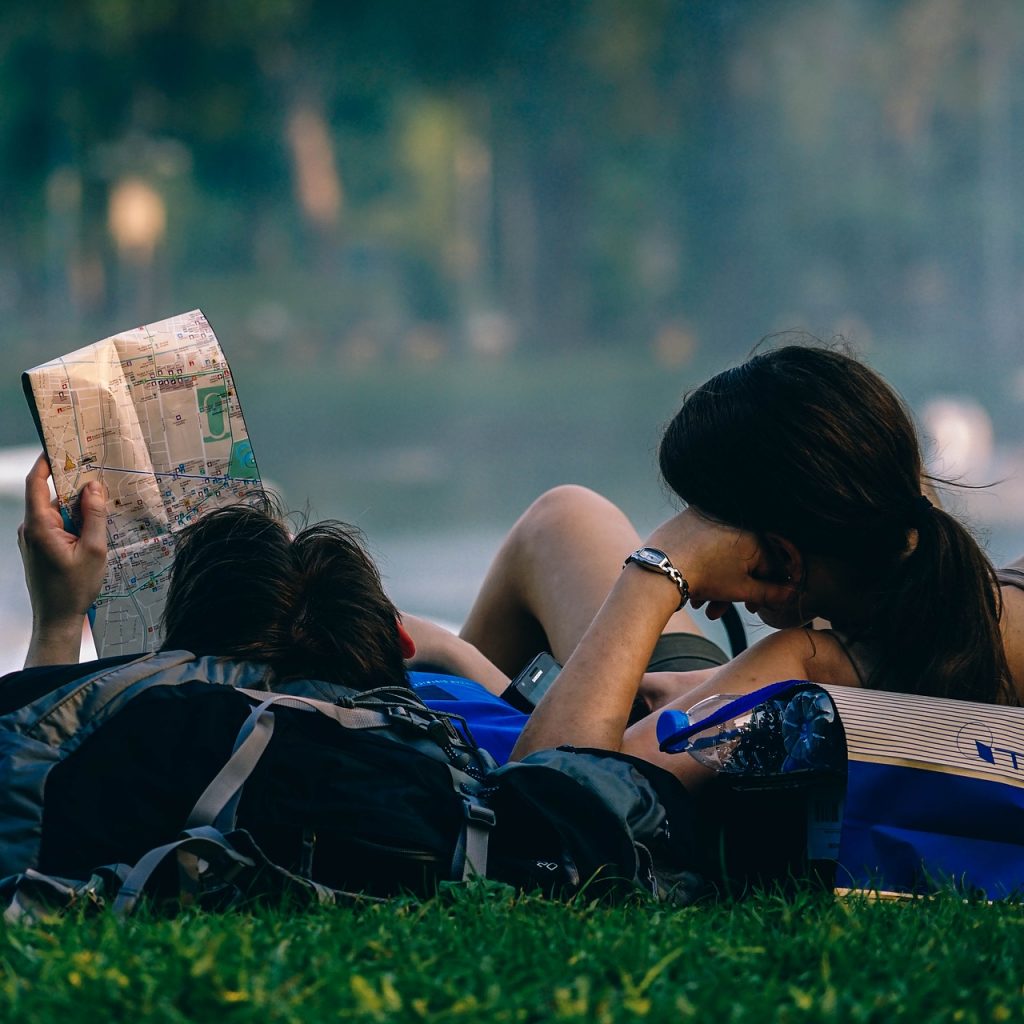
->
[[23, 309, 261, 657]]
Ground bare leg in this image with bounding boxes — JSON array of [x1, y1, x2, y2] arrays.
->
[[460, 485, 704, 675]]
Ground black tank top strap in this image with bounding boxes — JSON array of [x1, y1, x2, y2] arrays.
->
[[817, 627, 871, 688]]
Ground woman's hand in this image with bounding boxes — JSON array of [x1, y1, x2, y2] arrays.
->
[[512, 507, 796, 761], [645, 508, 796, 620], [19, 454, 108, 666]]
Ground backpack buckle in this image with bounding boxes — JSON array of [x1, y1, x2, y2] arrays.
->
[[457, 798, 496, 881], [463, 800, 496, 829]]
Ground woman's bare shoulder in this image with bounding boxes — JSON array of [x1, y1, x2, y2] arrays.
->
[[999, 582, 1024, 702], [704, 626, 861, 695]]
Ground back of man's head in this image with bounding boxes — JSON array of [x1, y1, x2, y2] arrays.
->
[[161, 501, 408, 691]]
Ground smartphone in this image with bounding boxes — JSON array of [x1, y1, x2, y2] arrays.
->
[[501, 652, 562, 713]]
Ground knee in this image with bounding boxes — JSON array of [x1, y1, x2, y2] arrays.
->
[[521, 485, 611, 528], [512, 485, 626, 550]]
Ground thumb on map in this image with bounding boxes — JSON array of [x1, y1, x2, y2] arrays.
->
[[78, 481, 109, 557]]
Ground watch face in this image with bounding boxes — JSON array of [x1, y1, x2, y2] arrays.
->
[[635, 547, 667, 567]]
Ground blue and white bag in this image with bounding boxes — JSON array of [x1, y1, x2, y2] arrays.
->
[[658, 681, 1024, 899]]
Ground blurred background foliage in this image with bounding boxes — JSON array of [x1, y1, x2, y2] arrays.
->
[[1, 0, 1023, 551]]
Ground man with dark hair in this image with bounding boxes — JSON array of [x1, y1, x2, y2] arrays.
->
[[11, 458, 705, 906], [162, 502, 413, 692], [16, 453, 510, 710]]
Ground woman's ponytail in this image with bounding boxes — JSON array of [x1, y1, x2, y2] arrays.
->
[[867, 505, 1014, 705]]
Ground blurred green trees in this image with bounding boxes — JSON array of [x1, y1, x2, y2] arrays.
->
[[3, 0, 1024, 377]]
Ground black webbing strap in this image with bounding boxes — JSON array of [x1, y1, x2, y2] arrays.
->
[[112, 826, 255, 916]]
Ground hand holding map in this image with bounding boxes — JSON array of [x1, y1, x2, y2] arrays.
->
[[18, 453, 110, 642], [23, 309, 261, 657]]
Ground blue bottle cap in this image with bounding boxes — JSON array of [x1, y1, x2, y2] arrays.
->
[[656, 709, 692, 753]]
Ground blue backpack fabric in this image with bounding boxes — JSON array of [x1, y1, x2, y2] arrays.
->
[[409, 671, 528, 765]]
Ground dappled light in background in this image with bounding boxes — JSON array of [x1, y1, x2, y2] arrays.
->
[[286, 105, 344, 229], [108, 178, 166, 262], [922, 397, 995, 483], [0, 0, 1019, 370]]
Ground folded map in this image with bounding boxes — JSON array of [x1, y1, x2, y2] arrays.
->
[[23, 309, 261, 657]]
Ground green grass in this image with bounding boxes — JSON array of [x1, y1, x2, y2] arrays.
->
[[2, 885, 1022, 1022]]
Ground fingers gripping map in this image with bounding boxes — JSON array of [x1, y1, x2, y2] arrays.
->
[[23, 309, 261, 657]]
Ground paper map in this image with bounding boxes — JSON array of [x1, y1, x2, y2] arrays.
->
[[23, 309, 261, 657]]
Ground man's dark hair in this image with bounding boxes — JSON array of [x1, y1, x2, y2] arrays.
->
[[161, 499, 408, 691]]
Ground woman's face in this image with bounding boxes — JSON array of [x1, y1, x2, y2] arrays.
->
[[744, 531, 836, 628], [744, 592, 811, 630], [745, 547, 850, 630]]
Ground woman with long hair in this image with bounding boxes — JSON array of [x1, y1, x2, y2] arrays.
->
[[461, 345, 1024, 784]]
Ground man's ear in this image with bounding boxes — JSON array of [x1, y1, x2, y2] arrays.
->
[[396, 619, 417, 660], [762, 533, 804, 585]]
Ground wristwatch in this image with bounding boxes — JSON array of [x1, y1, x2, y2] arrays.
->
[[623, 547, 690, 609]]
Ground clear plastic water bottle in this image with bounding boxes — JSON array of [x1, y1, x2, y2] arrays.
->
[[656, 686, 841, 776]]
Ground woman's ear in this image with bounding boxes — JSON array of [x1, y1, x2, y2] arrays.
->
[[396, 619, 417, 660], [762, 533, 804, 585]]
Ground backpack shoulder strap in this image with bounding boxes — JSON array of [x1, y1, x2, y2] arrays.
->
[[112, 825, 258, 916], [12, 652, 275, 750]]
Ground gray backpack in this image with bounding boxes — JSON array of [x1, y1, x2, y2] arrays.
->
[[0, 650, 704, 919]]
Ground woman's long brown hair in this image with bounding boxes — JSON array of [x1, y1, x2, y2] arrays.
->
[[658, 344, 1014, 705]]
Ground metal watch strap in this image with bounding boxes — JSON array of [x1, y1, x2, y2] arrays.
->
[[623, 548, 690, 610]]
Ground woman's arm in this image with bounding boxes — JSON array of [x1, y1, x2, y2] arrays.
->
[[620, 627, 852, 784], [510, 507, 798, 760], [19, 454, 109, 668], [997, 556, 1024, 701]]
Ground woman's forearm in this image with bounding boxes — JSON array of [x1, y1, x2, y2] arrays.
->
[[510, 507, 797, 760], [511, 567, 678, 758]]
